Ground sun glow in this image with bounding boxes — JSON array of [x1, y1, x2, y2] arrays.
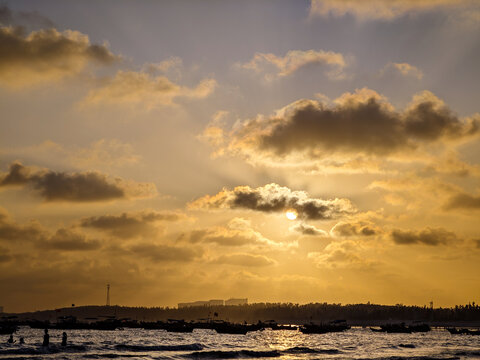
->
[[285, 209, 298, 220]]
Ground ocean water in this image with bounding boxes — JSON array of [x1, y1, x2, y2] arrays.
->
[[1, 327, 479, 359]]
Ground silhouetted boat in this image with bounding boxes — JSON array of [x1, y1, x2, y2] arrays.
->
[[380, 323, 412, 333], [211, 321, 260, 334], [447, 328, 480, 335], [300, 320, 350, 334], [409, 323, 431, 332]]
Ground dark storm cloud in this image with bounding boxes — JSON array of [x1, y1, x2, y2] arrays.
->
[[390, 227, 457, 246], [129, 243, 200, 262], [443, 192, 480, 210], [80, 211, 185, 238], [225, 89, 478, 159], [38, 228, 101, 251], [0, 162, 156, 202], [189, 183, 356, 220]]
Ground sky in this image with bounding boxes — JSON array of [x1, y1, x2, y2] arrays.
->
[[0, 0, 479, 313]]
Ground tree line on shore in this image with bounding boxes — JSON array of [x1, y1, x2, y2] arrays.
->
[[6, 302, 480, 324]]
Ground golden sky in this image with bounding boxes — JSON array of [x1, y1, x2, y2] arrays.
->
[[0, 0, 479, 312]]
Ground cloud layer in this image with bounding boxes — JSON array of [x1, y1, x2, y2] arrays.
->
[[0, 162, 156, 202], [82, 70, 216, 108], [391, 227, 457, 245], [81, 211, 185, 238], [310, 0, 480, 20], [240, 49, 347, 80], [189, 183, 356, 220], [0, 26, 116, 87], [208, 89, 478, 166]]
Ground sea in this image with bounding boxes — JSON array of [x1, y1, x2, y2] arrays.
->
[[1, 327, 479, 360]]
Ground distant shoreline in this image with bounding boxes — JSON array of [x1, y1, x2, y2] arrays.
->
[[3, 303, 480, 327]]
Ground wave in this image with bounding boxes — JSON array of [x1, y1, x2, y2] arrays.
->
[[283, 346, 341, 354], [0, 344, 87, 355], [184, 347, 341, 359], [184, 350, 282, 359], [454, 350, 480, 356], [83, 354, 139, 359], [363, 357, 460, 360], [115, 343, 204, 352]]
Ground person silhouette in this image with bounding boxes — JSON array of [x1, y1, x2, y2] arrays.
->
[[42, 329, 49, 347], [19, 337, 25, 344], [61, 332, 67, 346], [7, 334, 14, 343]]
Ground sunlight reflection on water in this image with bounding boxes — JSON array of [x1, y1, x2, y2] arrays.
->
[[0, 326, 479, 359]]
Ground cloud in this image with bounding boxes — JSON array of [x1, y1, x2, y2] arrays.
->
[[38, 228, 101, 251], [309, 0, 480, 21], [240, 49, 347, 80], [82, 70, 216, 109], [81, 211, 185, 239], [308, 240, 375, 269], [212, 253, 276, 267], [331, 221, 380, 237], [128, 243, 200, 262], [0, 246, 11, 263], [443, 192, 480, 211], [290, 223, 328, 236], [179, 218, 280, 248], [0, 209, 46, 243], [0, 139, 142, 172], [0, 26, 116, 88], [380, 62, 423, 80], [0, 4, 55, 29], [211, 89, 478, 166], [0, 162, 157, 202], [189, 183, 356, 220], [390, 227, 458, 245]]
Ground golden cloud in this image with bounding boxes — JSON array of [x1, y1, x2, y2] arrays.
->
[[205, 89, 478, 168], [0, 162, 157, 202], [310, 0, 480, 20], [82, 70, 216, 109], [240, 49, 347, 80], [189, 183, 356, 220], [0, 26, 116, 88]]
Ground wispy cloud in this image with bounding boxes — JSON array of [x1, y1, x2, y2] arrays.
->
[[240, 49, 347, 80]]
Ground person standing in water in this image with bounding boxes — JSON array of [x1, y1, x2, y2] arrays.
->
[[61, 332, 67, 346], [42, 329, 49, 347], [7, 334, 14, 343]]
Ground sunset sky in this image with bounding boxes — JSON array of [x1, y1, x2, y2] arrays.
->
[[1, 0, 479, 313]]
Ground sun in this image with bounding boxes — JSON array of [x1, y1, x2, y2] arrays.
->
[[285, 209, 298, 220]]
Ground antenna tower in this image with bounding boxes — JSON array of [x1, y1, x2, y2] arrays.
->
[[106, 283, 110, 306]]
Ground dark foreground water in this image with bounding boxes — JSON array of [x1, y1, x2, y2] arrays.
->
[[1, 327, 479, 359]]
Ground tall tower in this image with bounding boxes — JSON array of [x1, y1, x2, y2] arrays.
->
[[106, 283, 110, 306]]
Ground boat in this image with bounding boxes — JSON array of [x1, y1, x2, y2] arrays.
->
[[447, 328, 480, 335], [300, 320, 350, 334]]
